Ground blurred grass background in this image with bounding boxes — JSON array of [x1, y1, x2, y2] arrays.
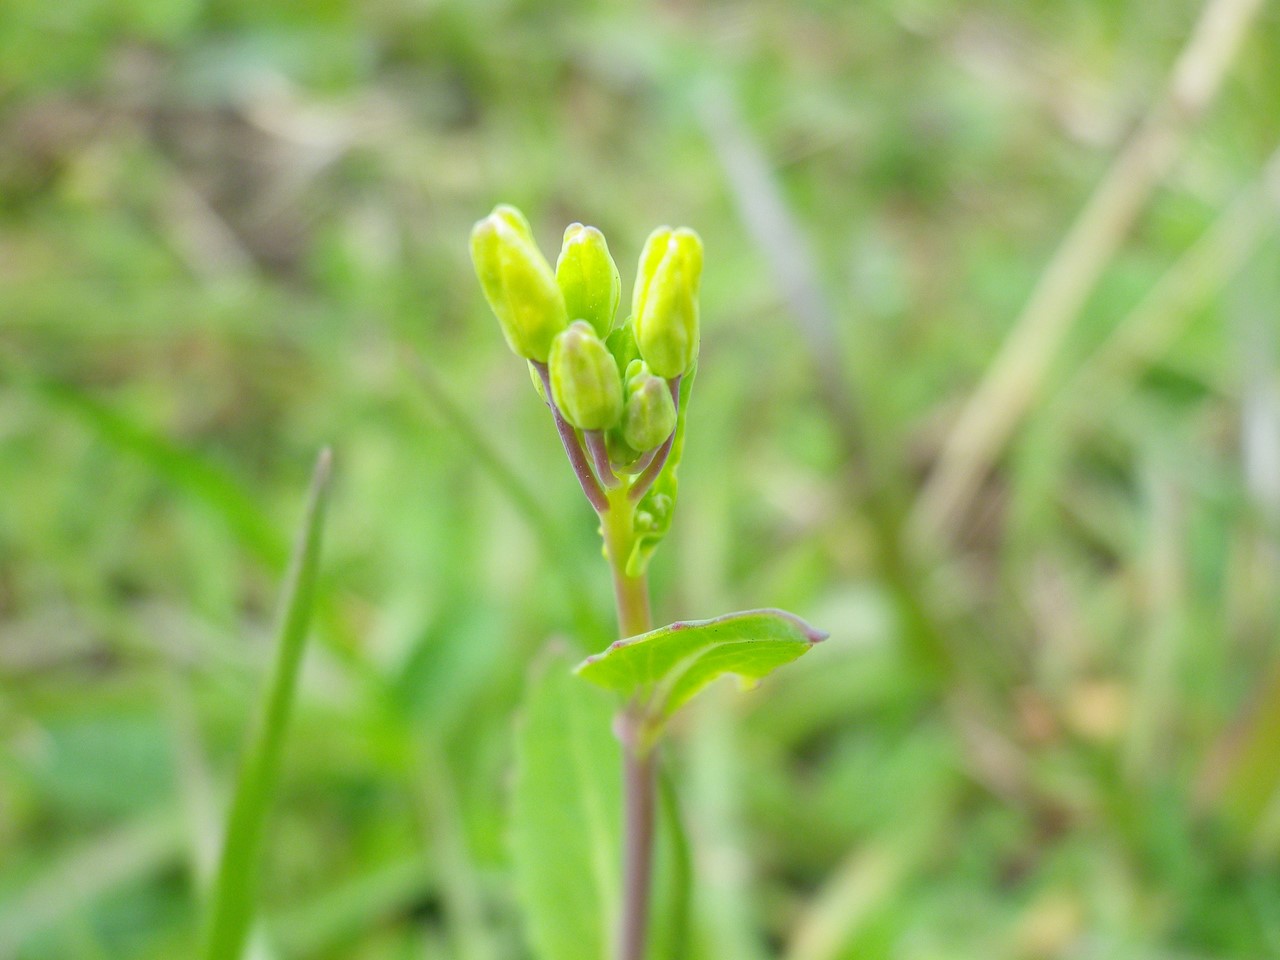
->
[[3, 0, 1280, 957]]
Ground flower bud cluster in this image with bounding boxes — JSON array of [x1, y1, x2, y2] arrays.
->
[[470, 206, 702, 493]]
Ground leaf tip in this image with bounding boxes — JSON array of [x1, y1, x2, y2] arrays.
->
[[753, 608, 828, 644]]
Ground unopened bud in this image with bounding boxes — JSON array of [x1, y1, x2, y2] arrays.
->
[[548, 321, 623, 431], [631, 227, 703, 378], [621, 360, 676, 453], [470, 204, 567, 362], [556, 223, 620, 339]]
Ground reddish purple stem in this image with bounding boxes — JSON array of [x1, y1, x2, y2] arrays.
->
[[532, 361, 609, 513], [615, 712, 656, 960], [585, 430, 620, 489]]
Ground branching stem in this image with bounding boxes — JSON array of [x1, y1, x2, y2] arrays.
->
[[586, 429, 621, 489], [532, 361, 609, 512]]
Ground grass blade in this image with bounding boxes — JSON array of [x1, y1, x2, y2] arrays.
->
[[202, 448, 334, 960], [913, 0, 1265, 539]]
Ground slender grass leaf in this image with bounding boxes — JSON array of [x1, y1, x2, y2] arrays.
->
[[202, 448, 333, 960], [576, 608, 827, 720], [512, 648, 622, 960]]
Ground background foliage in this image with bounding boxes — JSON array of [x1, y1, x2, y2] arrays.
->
[[3, 0, 1280, 957]]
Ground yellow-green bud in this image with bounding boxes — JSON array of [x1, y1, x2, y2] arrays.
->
[[556, 223, 620, 339], [631, 226, 703, 378], [621, 360, 676, 453], [631, 227, 671, 321], [470, 204, 568, 362], [548, 321, 623, 431]]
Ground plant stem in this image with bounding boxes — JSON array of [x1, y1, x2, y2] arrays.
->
[[601, 488, 652, 638], [600, 487, 657, 960], [618, 719, 657, 960], [586, 429, 621, 489], [532, 361, 609, 512]]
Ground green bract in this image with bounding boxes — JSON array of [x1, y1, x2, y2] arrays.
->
[[621, 360, 676, 454], [471, 204, 568, 362], [556, 223, 621, 339], [549, 321, 624, 431], [631, 227, 702, 378]]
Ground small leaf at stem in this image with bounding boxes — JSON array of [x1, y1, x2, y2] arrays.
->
[[575, 608, 828, 721]]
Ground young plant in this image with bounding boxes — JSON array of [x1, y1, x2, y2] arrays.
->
[[472, 206, 828, 960]]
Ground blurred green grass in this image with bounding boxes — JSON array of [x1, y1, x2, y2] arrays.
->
[[3, 0, 1280, 957]]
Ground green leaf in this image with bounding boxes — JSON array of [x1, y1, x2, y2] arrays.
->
[[512, 649, 622, 960], [576, 608, 828, 720], [202, 448, 333, 960]]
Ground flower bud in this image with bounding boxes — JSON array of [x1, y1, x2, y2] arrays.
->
[[621, 360, 676, 453], [556, 223, 621, 339], [548, 321, 623, 431], [470, 204, 568, 362], [631, 227, 703, 378]]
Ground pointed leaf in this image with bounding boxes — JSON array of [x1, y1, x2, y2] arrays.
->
[[576, 608, 828, 719]]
